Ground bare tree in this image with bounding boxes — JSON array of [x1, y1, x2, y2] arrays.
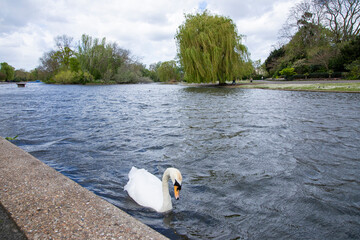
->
[[279, 0, 360, 44], [307, 45, 338, 71], [279, 0, 326, 43], [319, 0, 360, 42]]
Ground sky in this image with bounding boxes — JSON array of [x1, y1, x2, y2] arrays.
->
[[0, 0, 301, 71]]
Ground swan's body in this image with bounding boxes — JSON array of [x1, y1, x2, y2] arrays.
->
[[124, 167, 182, 212]]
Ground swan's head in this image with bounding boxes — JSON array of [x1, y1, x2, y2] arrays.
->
[[168, 168, 182, 200]]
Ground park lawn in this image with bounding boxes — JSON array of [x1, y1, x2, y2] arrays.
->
[[238, 82, 360, 92]]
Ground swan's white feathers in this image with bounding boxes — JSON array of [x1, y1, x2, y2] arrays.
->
[[124, 166, 182, 212], [176, 171, 182, 184], [124, 167, 163, 211]]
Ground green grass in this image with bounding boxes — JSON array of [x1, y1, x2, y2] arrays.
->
[[5, 135, 18, 141], [237, 82, 360, 92]]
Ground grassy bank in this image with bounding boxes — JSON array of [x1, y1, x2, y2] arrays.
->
[[236, 82, 360, 93]]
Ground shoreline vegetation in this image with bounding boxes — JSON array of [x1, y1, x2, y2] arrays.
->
[[1, 2, 359, 87], [184, 79, 360, 93], [3, 78, 359, 93]]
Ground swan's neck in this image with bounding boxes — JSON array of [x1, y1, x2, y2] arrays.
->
[[160, 169, 172, 212]]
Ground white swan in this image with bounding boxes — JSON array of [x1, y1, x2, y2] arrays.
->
[[124, 167, 182, 212]]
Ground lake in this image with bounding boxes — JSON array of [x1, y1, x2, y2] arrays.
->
[[1, 82, 359, 239]]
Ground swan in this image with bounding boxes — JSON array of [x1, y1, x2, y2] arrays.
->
[[124, 167, 182, 212]]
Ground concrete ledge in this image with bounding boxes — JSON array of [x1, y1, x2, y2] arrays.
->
[[0, 137, 167, 239]]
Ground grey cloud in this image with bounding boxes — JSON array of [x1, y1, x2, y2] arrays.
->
[[0, 0, 40, 33], [207, 0, 275, 19], [0, 0, 296, 70]]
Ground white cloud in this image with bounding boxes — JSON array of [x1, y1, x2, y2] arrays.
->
[[0, 0, 299, 70]]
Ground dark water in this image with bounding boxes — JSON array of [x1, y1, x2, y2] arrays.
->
[[1, 83, 359, 239]]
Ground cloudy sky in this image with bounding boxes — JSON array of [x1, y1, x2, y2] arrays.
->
[[0, 0, 301, 71]]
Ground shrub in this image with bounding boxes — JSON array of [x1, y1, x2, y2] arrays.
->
[[52, 70, 75, 84], [114, 63, 152, 84], [308, 72, 329, 78], [345, 60, 360, 80], [52, 70, 94, 84], [290, 74, 305, 80], [279, 67, 296, 79], [331, 72, 344, 78]]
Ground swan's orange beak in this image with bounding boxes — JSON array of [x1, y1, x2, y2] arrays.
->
[[174, 185, 180, 200]]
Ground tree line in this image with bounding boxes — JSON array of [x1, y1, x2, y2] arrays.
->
[[38, 34, 154, 84], [265, 0, 360, 80], [1, 34, 189, 84], [0, 62, 39, 82]]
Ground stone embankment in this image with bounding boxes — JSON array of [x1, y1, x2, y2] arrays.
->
[[0, 137, 167, 239]]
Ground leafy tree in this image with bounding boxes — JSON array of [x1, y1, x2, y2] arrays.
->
[[270, 0, 360, 78], [279, 67, 297, 79], [69, 57, 80, 72], [157, 61, 181, 82], [292, 58, 309, 74], [0, 62, 15, 81], [14, 69, 29, 82], [265, 47, 286, 76], [53, 35, 74, 69], [30, 68, 39, 80], [176, 11, 249, 84], [307, 45, 337, 72], [345, 60, 360, 79], [38, 50, 61, 80], [77, 34, 130, 81], [337, 35, 360, 67], [37, 33, 152, 84], [0, 72, 6, 81], [114, 62, 151, 84], [148, 62, 162, 82], [51, 70, 94, 84]]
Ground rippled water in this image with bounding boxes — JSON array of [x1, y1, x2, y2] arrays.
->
[[1, 83, 359, 239]]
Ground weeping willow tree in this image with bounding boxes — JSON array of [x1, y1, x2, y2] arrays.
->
[[176, 11, 250, 84]]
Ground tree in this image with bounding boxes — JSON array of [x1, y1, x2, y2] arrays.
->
[[148, 62, 162, 82], [37, 33, 151, 84], [0, 72, 6, 81], [38, 50, 61, 80], [265, 47, 286, 76], [0, 62, 15, 81], [337, 35, 360, 67], [268, 0, 360, 77], [279, 0, 326, 43], [345, 60, 360, 79], [77, 34, 130, 80], [30, 68, 40, 80], [157, 61, 181, 82], [114, 61, 151, 84], [279, 67, 297, 79], [319, 0, 360, 42], [307, 45, 337, 72], [53, 35, 75, 69], [176, 11, 249, 84], [281, 0, 360, 44], [14, 69, 29, 82]]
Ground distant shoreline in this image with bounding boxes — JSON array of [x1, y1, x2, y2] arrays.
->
[[2, 80, 360, 93], [228, 80, 360, 93], [184, 79, 360, 93]]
